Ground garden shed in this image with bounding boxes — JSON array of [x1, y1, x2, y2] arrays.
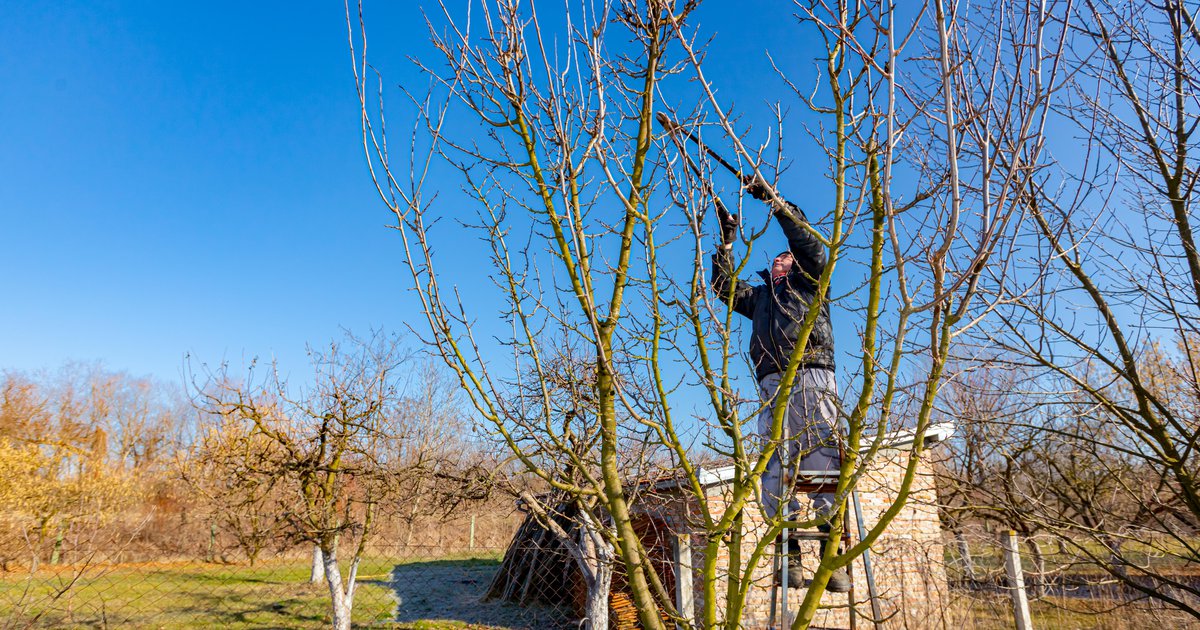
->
[[490, 422, 955, 629]]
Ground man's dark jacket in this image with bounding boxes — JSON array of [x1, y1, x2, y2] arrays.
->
[[711, 200, 835, 381]]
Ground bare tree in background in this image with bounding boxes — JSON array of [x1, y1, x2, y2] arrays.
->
[[348, 0, 1062, 626], [193, 333, 413, 630], [181, 411, 293, 566], [0, 367, 169, 629], [390, 360, 487, 550], [967, 0, 1200, 618], [935, 363, 1061, 595], [510, 345, 621, 629], [0, 365, 186, 569]]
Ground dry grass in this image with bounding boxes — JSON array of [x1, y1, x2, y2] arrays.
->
[[960, 591, 1198, 630]]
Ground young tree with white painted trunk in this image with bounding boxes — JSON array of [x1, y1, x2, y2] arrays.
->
[[193, 333, 411, 630]]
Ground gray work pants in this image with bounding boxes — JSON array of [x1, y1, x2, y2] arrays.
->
[[757, 369, 841, 524]]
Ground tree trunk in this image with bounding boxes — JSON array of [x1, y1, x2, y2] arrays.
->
[[955, 529, 976, 582], [322, 538, 353, 630], [310, 545, 325, 584], [403, 478, 426, 549], [33, 518, 49, 571], [1101, 534, 1130, 582], [579, 513, 614, 630], [584, 570, 612, 630], [1024, 537, 1046, 599], [206, 521, 216, 563], [49, 524, 65, 566], [597, 363, 664, 630]]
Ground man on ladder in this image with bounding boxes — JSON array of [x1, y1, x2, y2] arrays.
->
[[710, 174, 852, 595]]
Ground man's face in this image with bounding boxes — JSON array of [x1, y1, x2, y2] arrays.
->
[[772, 252, 794, 277]]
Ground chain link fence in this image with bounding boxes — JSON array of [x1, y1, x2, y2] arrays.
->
[[3, 506, 1197, 628], [940, 530, 1200, 630]]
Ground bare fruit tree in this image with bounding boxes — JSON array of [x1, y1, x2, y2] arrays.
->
[[960, 0, 1200, 617], [192, 333, 412, 630], [348, 0, 1063, 627]]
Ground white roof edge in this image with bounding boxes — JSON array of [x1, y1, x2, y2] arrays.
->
[[653, 421, 956, 491]]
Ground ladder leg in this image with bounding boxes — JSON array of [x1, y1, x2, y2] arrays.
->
[[780, 531, 789, 627], [845, 527, 857, 630], [852, 489, 883, 628], [768, 538, 780, 628]]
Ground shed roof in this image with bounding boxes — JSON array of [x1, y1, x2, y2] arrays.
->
[[654, 421, 955, 491]]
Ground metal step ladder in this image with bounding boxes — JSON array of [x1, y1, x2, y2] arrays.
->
[[766, 475, 882, 630]]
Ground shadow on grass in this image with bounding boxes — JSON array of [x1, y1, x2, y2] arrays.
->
[[378, 558, 575, 630], [12, 583, 333, 629], [3, 572, 339, 629], [170, 583, 331, 626]]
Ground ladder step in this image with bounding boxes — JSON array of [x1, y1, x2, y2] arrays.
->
[[786, 531, 831, 540]]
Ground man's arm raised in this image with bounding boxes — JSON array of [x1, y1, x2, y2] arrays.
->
[[711, 198, 757, 318], [743, 174, 827, 280]]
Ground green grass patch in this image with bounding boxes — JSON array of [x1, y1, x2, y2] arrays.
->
[[0, 554, 500, 629]]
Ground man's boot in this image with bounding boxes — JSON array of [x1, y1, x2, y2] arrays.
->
[[775, 537, 806, 587], [825, 565, 852, 593], [818, 536, 852, 593]]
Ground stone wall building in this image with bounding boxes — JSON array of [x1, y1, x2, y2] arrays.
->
[[637, 422, 955, 630]]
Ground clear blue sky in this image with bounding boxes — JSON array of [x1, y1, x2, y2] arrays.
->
[[0, 1, 837, 388]]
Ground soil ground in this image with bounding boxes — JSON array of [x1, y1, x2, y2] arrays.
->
[[384, 558, 571, 629]]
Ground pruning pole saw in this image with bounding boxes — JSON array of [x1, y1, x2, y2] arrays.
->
[[655, 112, 784, 225]]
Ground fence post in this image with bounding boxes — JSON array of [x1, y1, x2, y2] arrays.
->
[[469, 515, 476, 550], [672, 532, 695, 627], [1002, 530, 1033, 630]]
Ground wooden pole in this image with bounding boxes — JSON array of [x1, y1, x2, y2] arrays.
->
[[1002, 530, 1034, 630], [470, 515, 476, 550]]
